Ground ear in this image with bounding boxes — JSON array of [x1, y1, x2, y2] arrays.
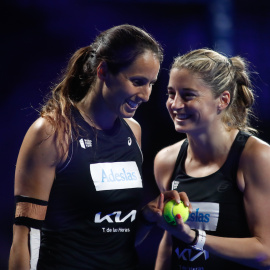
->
[[97, 61, 108, 81], [218, 91, 230, 111]]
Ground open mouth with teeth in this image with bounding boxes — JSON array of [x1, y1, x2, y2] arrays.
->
[[175, 114, 190, 120], [125, 99, 140, 109]]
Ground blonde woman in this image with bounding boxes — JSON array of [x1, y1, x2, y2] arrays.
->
[[154, 49, 270, 270]]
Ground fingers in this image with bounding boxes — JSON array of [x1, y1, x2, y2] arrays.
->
[[145, 191, 191, 225], [163, 190, 180, 204], [157, 193, 164, 215], [179, 192, 192, 212], [143, 193, 165, 222], [158, 212, 185, 232], [162, 191, 192, 212], [175, 213, 184, 226]]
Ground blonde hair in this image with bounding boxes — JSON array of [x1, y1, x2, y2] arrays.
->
[[172, 48, 257, 133]]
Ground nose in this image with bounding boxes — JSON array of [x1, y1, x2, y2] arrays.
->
[[138, 84, 152, 103], [170, 93, 185, 110]]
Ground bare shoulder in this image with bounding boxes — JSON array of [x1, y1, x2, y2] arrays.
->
[[15, 117, 59, 199], [123, 118, 141, 146], [27, 117, 55, 142], [124, 117, 141, 131], [241, 135, 270, 166], [22, 117, 59, 162], [240, 135, 270, 250], [155, 140, 185, 168], [154, 139, 186, 191], [240, 135, 270, 190]]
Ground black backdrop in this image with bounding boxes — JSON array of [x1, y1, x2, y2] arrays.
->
[[1, 0, 270, 269]]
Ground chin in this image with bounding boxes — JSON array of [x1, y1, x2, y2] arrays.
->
[[175, 127, 187, 134], [120, 111, 136, 119], [174, 123, 189, 134]]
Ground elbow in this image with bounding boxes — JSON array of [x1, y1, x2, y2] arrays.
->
[[254, 237, 270, 270], [255, 253, 270, 270], [250, 245, 270, 270]]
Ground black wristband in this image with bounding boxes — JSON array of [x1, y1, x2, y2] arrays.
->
[[188, 229, 199, 246]]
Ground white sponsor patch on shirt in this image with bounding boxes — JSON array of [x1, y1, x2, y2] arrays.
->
[[90, 161, 142, 191], [30, 228, 40, 270], [186, 202, 219, 231]]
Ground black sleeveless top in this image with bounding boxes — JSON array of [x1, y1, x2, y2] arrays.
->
[[170, 131, 253, 270], [37, 109, 144, 269]]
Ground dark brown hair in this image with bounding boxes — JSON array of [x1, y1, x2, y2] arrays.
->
[[40, 24, 163, 160]]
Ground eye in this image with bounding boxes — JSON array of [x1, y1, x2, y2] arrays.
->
[[131, 79, 145, 87], [182, 92, 196, 101], [167, 89, 176, 99]]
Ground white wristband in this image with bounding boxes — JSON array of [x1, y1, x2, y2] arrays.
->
[[192, 229, 206, 250]]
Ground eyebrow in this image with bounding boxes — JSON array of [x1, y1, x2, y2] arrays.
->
[[130, 75, 158, 83], [167, 86, 197, 92]]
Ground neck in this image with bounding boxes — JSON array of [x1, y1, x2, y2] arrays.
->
[[186, 128, 238, 163], [76, 88, 117, 130]]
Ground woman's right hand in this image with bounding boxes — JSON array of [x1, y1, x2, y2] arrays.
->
[[142, 191, 191, 225]]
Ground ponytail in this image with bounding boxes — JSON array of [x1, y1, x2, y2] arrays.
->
[[40, 46, 98, 160], [40, 24, 163, 160], [226, 56, 257, 133]]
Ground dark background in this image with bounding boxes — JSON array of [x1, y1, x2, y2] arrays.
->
[[1, 0, 270, 269]]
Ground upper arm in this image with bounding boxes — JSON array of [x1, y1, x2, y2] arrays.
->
[[240, 137, 270, 245], [154, 141, 184, 192], [15, 117, 60, 201], [124, 118, 142, 147]]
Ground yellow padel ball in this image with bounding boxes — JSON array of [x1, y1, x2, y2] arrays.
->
[[163, 200, 189, 225]]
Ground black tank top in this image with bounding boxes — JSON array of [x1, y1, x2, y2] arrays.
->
[[170, 131, 253, 270], [37, 108, 143, 270]]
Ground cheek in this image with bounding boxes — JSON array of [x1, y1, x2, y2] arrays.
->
[[166, 99, 172, 111], [166, 100, 175, 120]]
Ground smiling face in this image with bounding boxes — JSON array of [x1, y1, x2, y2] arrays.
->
[[166, 68, 220, 135], [102, 50, 160, 119]]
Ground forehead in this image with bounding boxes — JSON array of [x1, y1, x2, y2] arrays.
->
[[168, 68, 211, 93], [123, 50, 160, 75], [169, 68, 198, 85]]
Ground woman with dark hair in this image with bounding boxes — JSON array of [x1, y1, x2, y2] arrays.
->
[[154, 48, 270, 269], [9, 24, 178, 270]]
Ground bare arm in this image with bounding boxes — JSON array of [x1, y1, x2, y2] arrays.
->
[[154, 141, 191, 269], [9, 117, 61, 270], [202, 137, 270, 269], [155, 231, 173, 270], [161, 137, 270, 269]]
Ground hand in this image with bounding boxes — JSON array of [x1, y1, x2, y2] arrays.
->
[[142, 191, 191, 224], [157, 208, 194, 244], [155, 192, 194, 244]]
